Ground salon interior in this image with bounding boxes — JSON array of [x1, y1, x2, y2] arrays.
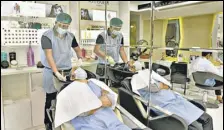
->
[[1, 1, 223, 130]]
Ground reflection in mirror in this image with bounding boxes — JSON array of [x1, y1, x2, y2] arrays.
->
[[165, 19, 180, 57]]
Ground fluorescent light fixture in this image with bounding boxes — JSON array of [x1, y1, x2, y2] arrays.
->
[[155, 1, 206, 10]]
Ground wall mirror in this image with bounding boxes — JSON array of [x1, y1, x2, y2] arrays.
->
[[165, 19, 180, 57]]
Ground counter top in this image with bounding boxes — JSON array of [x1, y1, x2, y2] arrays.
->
[[1, 67, 43, 76], [1, 61, 98, 76]]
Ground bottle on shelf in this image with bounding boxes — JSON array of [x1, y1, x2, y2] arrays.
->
[[82, 47, 86, 58], [27, 42, 35, 67], [9, 49, 16, 63]]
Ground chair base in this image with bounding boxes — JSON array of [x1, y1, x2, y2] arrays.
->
[[194, 100, 219, 109]]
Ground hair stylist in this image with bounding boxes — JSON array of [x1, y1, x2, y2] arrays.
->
[[40, 13, 83, 130], [94, 18, 133, 81]]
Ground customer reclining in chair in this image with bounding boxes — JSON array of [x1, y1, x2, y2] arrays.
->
[[68, 67, 131, 130], [130, 61, 213, 130]]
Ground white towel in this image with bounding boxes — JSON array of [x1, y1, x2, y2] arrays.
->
[[54, 81, 102, 128], [131, 69, 172, 95], [54, 79, 118, 128], [88, 78, 118, 109]]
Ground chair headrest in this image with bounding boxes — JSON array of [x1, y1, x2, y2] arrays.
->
[[121, 77, 133, 92]]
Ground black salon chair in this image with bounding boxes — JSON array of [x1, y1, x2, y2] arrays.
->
[[170, 62, 190, 95], [192, 71, 223, 108], [119, 78, 206, 130]]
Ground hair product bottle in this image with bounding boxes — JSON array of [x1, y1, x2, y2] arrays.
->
[[27, 42, 35, 67]]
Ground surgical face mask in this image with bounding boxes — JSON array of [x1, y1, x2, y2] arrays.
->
[[112, 30, 120, 36], [57, 27, 67, 35], [74, 67, 87, 80]]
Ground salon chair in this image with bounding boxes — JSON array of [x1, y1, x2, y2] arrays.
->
[[53, 70, 151, 130], [119, 78, 206, 130], [192, 71, 223, 108], [170, 62, 190, 95]]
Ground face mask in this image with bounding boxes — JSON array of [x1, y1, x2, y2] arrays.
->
[[57, 27, 67, 35], [74, 67, 87, 80], [112, 30, 120, 36]]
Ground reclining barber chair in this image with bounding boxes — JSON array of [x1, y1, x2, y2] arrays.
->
[[192, 71, 223, 108], [49, 69, 151, 130], [118, 78, 206, 130], [170, 62, 190, 95]]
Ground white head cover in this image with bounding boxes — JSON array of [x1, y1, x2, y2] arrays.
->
[[74, 67, 87, 79], [133, 61, 143, 71]]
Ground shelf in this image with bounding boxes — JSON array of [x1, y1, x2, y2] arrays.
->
[[1, 61, 98, 76], [1, 16, 55, 23]]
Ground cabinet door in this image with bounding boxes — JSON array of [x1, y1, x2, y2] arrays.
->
[[4, 98, 32, 130], [31, 87, 45, 127]]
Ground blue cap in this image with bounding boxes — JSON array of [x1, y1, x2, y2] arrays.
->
[[56, 13, 72, 24], [110, 18, 123, 27]]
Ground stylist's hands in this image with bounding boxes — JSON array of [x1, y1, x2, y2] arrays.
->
[[100, 90, 112, 107], [54, 72, 66, 81]]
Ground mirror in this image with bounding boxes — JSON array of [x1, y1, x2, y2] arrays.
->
[[212, 13, 223, 62], [165, 19, 180, 57]]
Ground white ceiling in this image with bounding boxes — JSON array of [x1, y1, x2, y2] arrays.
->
[[131, 1, 223, 20]]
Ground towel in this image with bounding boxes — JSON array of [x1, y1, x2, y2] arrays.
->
[[131, 69, 171, 95], [55, 79, 118, 128], [54, 81, 102, 128]]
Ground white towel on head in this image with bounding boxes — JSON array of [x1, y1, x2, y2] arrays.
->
[[131, 69, 172, 95], [54, 81, 102, 128]]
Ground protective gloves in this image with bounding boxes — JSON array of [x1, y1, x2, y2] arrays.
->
[[77, 58, 83, 67], [106, 56, 115, 65], [54, 71, 66, 81]]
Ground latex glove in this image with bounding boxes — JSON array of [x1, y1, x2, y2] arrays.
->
[[106, 56, 115, 65], [77, 58, 83, 67], [55, 72, 66, 81]]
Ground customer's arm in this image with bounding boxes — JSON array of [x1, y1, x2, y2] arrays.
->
[[88, 90, 112, 115]]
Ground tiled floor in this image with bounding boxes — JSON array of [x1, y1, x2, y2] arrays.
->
[[173, 84, 223, 130], [207, 104, 223, 130]]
